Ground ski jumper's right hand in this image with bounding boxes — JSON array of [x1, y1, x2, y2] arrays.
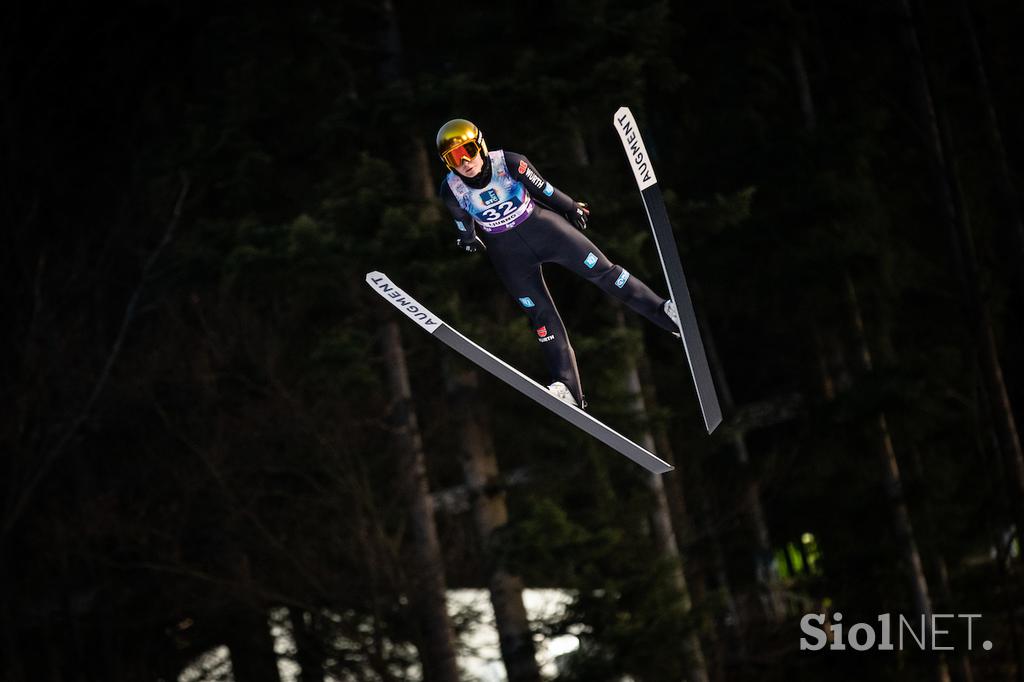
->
[[457, 235, 486, 253]]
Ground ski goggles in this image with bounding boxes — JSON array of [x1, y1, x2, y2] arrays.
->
[[442, 140, 483, 169]]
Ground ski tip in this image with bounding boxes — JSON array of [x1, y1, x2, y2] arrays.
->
[[613, 106, 632, 123], [365, 270, 385, 283]]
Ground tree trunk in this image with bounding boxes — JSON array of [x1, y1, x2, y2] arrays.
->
[[896, 0, 1024, 551], [226, 605, 281, 682], [906, 448, 976, 682], [375, 3, 462, 674], [845, 275, 951, 682], [959, 0, 1024, 294], [673, 207, 783, 630], [619, 311, 710, 682], [444, 360, 542, 682], [381, 320, 460, 682], [700, 307, 785, 625], [637, 345, 743, 672], [289, 608, 325, 682]]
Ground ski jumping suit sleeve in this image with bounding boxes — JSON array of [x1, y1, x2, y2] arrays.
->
[[501, 151, 577, 214], [440, 183, 480, 246], [441, 150, 677, 406]]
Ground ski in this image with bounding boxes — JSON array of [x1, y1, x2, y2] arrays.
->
[[366, 271, 674, 474], [613, 106, 723, 434]]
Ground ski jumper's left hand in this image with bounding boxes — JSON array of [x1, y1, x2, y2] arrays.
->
[[568, 202, 589, 231]]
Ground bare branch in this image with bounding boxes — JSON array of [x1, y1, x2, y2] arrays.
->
[[2, 172, 191, 537]]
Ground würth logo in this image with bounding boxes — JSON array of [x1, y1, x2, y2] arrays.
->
[[523, 167, 545, 189]]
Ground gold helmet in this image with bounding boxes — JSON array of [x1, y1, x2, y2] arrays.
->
[[436, 118, 488, 171]]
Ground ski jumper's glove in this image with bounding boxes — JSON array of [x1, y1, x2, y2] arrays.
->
[[457, 234, 486, 253], [568, 202, 590, 231]]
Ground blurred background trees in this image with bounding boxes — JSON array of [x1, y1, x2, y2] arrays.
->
[[2, 0, 1022, 680]]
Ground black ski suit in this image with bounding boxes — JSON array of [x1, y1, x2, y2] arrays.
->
[[440, 149, 676, 405]]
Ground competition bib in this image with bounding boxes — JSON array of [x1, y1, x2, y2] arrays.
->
[[446, 150, 534, 233]]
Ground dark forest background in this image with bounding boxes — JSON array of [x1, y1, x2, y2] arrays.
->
[[3, 0, 1024, 680]]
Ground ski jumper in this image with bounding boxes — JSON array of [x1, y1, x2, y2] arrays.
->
[[440, 150, 676, 405]]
